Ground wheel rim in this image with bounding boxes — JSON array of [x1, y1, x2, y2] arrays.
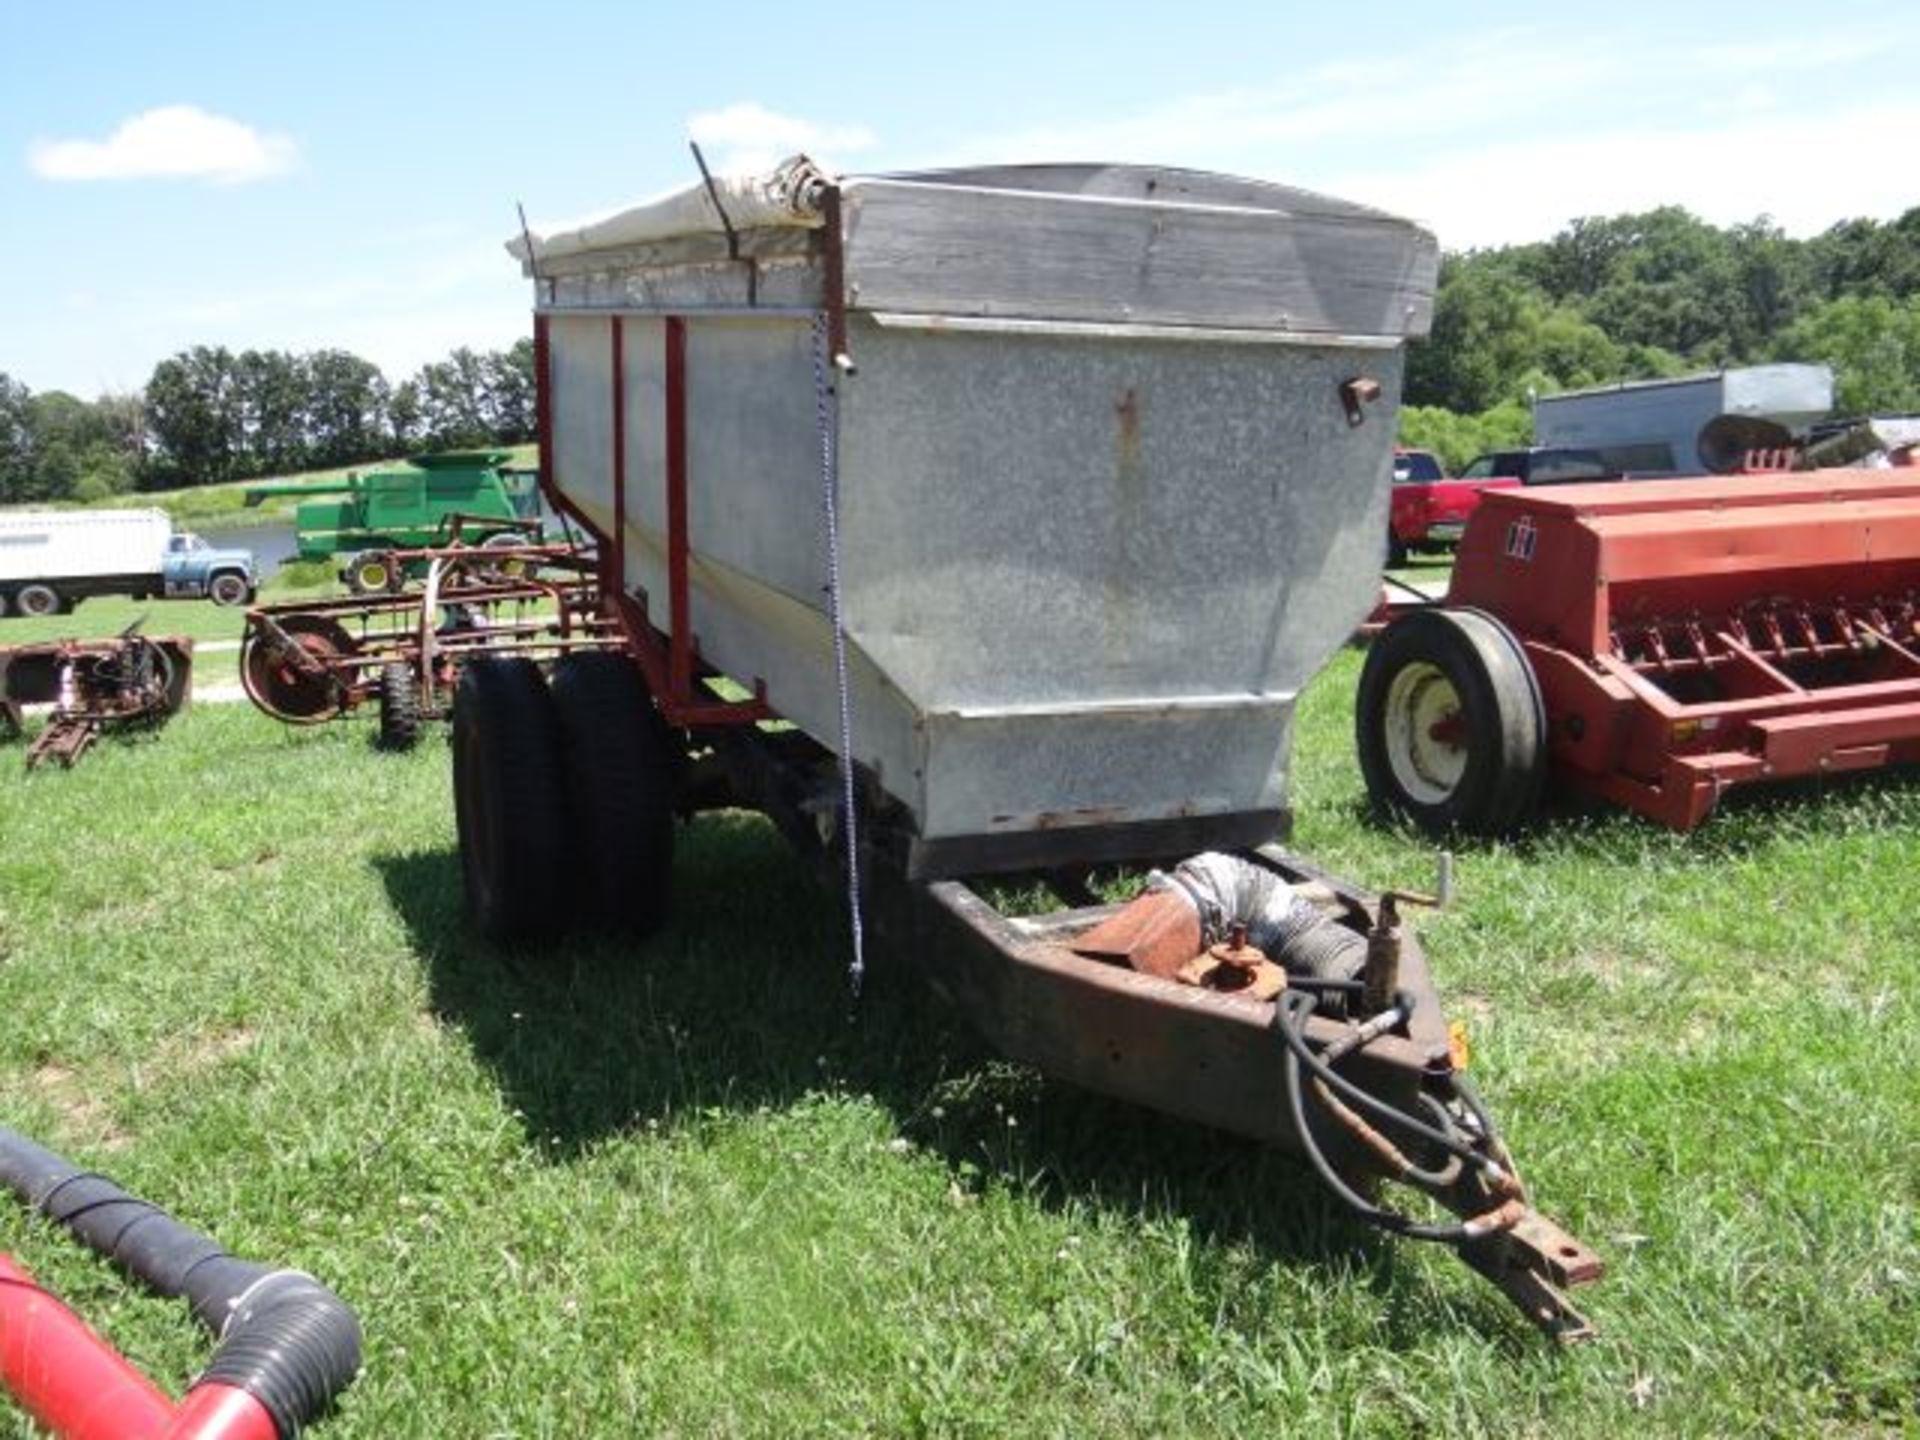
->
[[1382, 661, 1468, 805], [19, 587, 57, 616], [212, 575, 245, 604], [356, 560, 389, 592]]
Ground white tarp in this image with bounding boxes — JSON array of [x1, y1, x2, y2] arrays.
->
[[508, 154, 828, 265]]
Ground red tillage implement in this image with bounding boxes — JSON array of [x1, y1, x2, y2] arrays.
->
[[1359, 469, 1920, 831]]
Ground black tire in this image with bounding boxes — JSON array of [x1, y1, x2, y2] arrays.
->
[[1355, 606, 1545, 836], [549, 651, 679, 934], [376, 662, 421, 751], [451, 657, 568, 943], [208, 571, 250, 607], [15, 583, 63, 618], [1386, 532, 1409, 568]]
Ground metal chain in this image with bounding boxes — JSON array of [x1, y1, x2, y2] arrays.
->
[[811, 313, 867, 998]]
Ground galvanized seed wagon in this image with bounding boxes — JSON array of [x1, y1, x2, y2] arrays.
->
[[453, 157, 1600, 1337]]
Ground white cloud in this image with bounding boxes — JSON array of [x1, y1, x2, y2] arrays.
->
[[1332, 98, 1920, 249], [937, 21, 1919, 248], [687, 102, 875, 174], [28, 105, 297, 184]]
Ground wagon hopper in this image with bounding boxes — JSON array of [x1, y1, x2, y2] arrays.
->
[[454, 157, 1601, 1336]]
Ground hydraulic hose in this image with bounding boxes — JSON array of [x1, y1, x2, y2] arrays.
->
[[1275, 993, 1520, 1244], [0, 1128, 360, 1439], [1280, 1026, 1478, 1244], [1273, 992, 1507, 1179]]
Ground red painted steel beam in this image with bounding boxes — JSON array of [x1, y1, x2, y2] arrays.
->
[[610, 316, 628, 587], [664, 315, 693, 700]]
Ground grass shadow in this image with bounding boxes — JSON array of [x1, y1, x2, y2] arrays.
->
[[376, 814, 1542, 1345]]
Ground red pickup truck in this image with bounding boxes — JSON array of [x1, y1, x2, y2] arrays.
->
[[1387, 448, 1519, 565]]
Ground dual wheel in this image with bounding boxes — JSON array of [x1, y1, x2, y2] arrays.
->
[[452, 652, 678, 943], [1356, 606, 1546, 837]]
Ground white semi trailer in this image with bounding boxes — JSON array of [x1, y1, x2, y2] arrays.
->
[[0, 509, 257, 617]]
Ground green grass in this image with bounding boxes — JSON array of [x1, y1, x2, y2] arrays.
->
[[2, 655, 1917, 1436]]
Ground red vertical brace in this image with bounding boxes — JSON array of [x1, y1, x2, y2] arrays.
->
[[610, 317, 627, 586], [532, 313, 555, 512], [664, 315, 693, 698]]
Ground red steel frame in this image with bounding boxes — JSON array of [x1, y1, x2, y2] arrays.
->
[[1448, 470, 1920, 828], [533, 311, 770, 729]]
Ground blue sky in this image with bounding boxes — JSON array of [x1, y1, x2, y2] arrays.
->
[[5, 0, 1916, 397]]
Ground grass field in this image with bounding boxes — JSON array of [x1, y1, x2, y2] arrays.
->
[[1, 650, 1917, 1436]]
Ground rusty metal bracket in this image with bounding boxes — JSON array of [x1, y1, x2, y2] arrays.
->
[[1340, 375, 1382, 427]]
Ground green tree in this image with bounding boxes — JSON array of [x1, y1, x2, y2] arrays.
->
[[0, 372, 40, 502], [388, 378, 424, 451], [1807, 209, 1920, 301], [483, 340, 535, 442], [303, 350, 389, 467], [1398, 400, 1532, 473], [1406, 263, 1622, 412], [143, 346, 242, 488], [415, 348, 492, 448], [1775, 294, 1920, 414], [235, 349, 310, 476]]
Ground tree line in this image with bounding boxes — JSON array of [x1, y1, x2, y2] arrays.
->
[[1400, 205, 1920, 469], [0, 340, 535, 505]]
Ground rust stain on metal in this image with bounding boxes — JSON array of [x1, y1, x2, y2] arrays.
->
[[1068, 888, 1200, 980], [1, 630, 193, 770]]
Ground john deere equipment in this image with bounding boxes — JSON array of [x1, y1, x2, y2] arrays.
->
[[244, 451, 542, 588]]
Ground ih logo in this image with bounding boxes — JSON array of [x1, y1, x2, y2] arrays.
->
[[1504, 515, 1538, 563]]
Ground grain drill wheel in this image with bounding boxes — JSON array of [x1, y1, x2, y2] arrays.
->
[[1356, 606, 1545, 836], [549, 651, 679, 934], [452, 657, 567, 944], [239, 613, 357, 723], [376, 661, 421, 751]]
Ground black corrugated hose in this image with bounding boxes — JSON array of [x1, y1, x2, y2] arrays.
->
[[0, 1127, 361, 1438]]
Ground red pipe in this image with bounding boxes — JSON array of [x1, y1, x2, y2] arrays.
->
[[160, 1383, 278, 1440], [0, 1255, 278, 1440], [0, 1253, 173, 1438]]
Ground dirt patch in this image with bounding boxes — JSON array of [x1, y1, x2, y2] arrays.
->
[[150, 1024, 258, 1082], [31, 1063, 133, 1151]]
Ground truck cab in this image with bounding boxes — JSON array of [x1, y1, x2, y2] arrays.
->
[[159, 532, 258, 606], [1388, 448, 1519, 564]]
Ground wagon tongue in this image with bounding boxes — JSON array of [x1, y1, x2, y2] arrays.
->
[[1071, 858, 1604, 1340]]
